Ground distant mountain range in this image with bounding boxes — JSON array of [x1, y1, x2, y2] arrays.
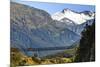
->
[[10, 2, 95, 57], [51, 8, 95, 34], [52, 8, 94, 24]]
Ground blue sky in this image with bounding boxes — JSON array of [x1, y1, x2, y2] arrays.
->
[[11, 0, 95, 15]]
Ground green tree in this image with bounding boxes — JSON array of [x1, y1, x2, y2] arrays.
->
[[75, 20, 95, 62]]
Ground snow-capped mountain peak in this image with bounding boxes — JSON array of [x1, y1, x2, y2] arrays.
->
[[62, 8, 72, 13], [51, 9, 94, 24]]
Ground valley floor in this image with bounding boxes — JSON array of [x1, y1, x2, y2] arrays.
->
[[10, 48, 77, 67]]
